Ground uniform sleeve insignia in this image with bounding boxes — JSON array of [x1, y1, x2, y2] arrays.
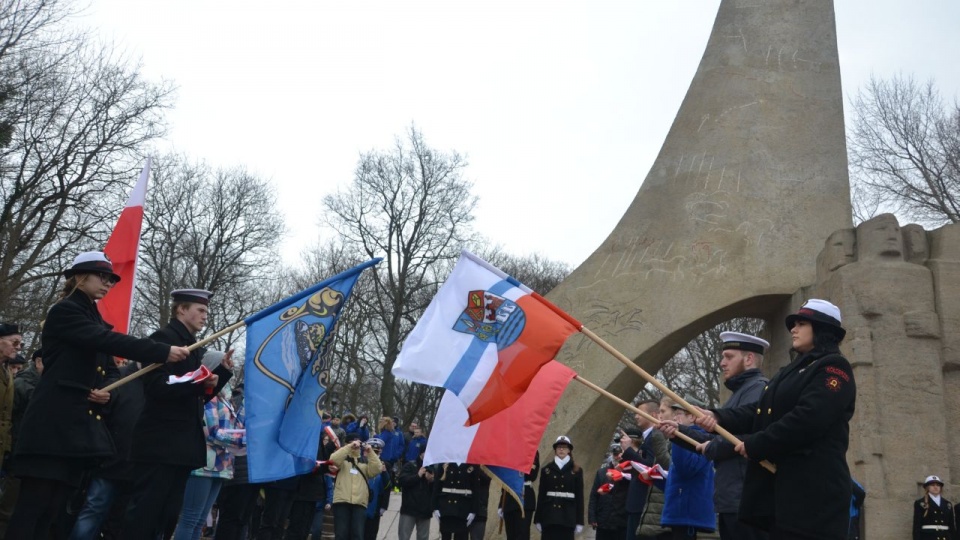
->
[[825, 366, 850, 382], [825, 376, 842, 392], [544, 468, 551, 476]]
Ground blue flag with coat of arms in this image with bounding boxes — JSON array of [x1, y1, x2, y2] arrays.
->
[[245, 258, 380, 482]]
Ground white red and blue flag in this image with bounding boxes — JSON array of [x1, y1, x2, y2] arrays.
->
[[393, 250, 580, 424]]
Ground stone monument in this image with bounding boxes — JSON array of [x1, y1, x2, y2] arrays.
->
[[513, 3, 958, 539], [780, 216, 959, 539], [543, 0, 851, 482]]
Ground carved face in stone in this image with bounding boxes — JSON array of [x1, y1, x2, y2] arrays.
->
[[857, 214, 903, 261], [901, 224, 929, 264], [817, 229, 856, 279]]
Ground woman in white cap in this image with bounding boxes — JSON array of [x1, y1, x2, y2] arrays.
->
[[913, 475, 957, 540], [7, 251, 190, 539], [535, 435, 584, 540], [696, 299, 856, 540]]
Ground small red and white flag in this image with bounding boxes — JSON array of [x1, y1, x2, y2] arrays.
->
[[618, 460, 668, 485], [167, 365, 212, 385], [100, 159, 151, 334], [323, 425, 341, 449]]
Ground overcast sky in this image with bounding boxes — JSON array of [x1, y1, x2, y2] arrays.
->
[[81, 1, 960, 268]]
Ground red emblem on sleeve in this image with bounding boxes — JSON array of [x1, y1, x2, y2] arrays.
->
[[825, 376, 842, 392], [825, 366, 850, 382]]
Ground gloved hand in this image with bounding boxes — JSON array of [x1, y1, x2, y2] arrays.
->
[[497, 508, 503, 518], [575, 524, 584, 535], [466, 513, 475, 527], [434, 510, 441, 520], [379, 508, 386, 516], [535, 523, 542, 533]]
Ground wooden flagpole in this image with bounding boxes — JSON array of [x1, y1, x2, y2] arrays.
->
[[573, 375, 704, 450], [578, 326, 777, 474], [100, 320, 246, 392]]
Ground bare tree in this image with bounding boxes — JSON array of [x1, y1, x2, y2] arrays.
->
[[322, 125, 478, 417], [131, 154, 285, 345], [476, 247, 571, 295], [0, 12, 173, 333], [631, 317, 766, 417], [849, 75, 960, 225]]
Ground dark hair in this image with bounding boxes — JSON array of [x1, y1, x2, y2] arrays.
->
[[811, 321, 844, 352]]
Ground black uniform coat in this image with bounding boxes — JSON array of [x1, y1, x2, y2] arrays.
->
[[432, 462, 481, 520], [914, 495, 956, 540], [14, 290, 169, 461], [97, 361, 146, 482], [534, 458, 584, 529], [714, 347, 856, 540], [131, 318, 231, 468], [503, 450, 540, 515]]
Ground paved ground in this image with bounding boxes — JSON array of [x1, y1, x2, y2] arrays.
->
[[370, 492, 600, 540]]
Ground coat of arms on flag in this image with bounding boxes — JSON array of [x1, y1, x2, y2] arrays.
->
[[453, 290, 524, 345]]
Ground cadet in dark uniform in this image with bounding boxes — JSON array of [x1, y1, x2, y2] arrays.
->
[[914, 475, 956, 540], [123, 288, 233, 538], [535, 436, 584, 540], [697, 299, 856, 540], [7, 252, 189, 540], [501, 450, 540, 540], [432, 462, 481, 540]]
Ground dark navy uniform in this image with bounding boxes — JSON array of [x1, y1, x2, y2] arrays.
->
[[433, 463, 481, 540], [13, 289, 167, 481], [503, 451, 540, 540], [715, 348, 856, 540], [914, 495, 956, 540], [534, 458, 584, 540], [124, 317, 232, 537]]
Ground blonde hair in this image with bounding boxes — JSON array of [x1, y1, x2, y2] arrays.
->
[[59, 275, 87, 300], [378, 416, 394, 432]]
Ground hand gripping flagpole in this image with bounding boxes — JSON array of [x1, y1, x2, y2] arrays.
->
[[578, 327, 777, 474], [99, 320, 246, 392]]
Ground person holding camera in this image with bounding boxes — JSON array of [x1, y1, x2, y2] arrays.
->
[[330, 432, 382, 540]]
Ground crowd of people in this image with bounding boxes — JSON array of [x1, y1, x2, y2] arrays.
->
[[0, 249, 940, 540]]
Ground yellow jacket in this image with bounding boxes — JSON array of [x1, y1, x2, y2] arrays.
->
[[330, 444, 383, 507]]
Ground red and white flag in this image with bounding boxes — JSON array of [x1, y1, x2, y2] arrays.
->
[[167, 365, 212, 385], [100, 159, 151, 334]]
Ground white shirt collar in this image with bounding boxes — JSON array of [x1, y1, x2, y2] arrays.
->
[[931, 494, 942, 506], [642, 426, 654, 439], [554, 455, 571, 469]]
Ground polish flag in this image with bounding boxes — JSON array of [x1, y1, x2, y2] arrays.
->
[[100, 159, 151, 334], [423, 360, 576, 472], [167, 365, 212, 385]]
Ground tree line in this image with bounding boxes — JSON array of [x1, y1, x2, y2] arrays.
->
[[2, 0, 956, 431]]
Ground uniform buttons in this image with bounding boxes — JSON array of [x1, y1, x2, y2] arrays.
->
[[768, 408, 772, 414], [88, 410, 93, 415], [756, 408, 761, 414], [96, 415, 101, 420]]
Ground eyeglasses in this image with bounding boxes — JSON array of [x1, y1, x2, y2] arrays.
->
[[97, 273, 120, 286], [0, 337, 22, 349]]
